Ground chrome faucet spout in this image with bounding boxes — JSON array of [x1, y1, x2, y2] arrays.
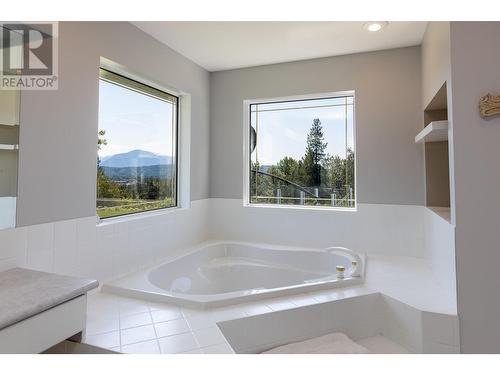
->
[[325, 246, 362, 277]]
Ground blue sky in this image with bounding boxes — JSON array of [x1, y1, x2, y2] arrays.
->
[[98, 80, 176, 158], [98, 82, 353, 165], [251, 97, 354, 165]]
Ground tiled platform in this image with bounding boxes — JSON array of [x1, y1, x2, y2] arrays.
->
[[84, 286, 374, 354], [356, 335, 409, 354]]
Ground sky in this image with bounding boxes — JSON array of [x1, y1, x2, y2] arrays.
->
[[97, 82, 353, 165], [251, 97, 355, 165], [98, 80, 176, 158]]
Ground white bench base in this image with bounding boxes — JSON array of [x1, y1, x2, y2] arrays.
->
[[0, 295, 87, 354]]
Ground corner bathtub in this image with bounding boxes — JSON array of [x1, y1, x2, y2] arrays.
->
[[103, 242, 365, 308]]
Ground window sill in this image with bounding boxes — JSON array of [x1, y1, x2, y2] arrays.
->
[[243, 203, 357, 212], [96, 204, 189, 227]]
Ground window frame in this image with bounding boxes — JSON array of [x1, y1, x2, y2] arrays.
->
[[96, 67, 180, 221], [242, 91, 357, 211]]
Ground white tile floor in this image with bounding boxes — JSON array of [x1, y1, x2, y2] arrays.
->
[[84, 286, 374, 354]]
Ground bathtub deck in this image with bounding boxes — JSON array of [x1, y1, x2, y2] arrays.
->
[[82, 252, 459, 354]]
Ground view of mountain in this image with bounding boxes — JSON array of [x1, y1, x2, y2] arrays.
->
[[100, 149, 173, 168], [101, 164, 175, 181]]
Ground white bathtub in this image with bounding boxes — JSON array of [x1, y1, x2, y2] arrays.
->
[[103, 242, 365, 308]]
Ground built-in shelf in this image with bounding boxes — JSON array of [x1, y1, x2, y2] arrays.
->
[[415, 120, 448, 144], [427, 206, 451, 223], [0, 144, 19, 150], [0, 123, 19, 127]]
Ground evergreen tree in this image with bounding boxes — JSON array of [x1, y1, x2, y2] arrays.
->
[[302, 118, 328, 187]]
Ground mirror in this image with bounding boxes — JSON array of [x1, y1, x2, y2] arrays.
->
[[0, 26, 20, 229]]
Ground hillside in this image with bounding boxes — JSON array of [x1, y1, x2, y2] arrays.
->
[[100, 149, 173, 168], [101, 164, 175, 181]]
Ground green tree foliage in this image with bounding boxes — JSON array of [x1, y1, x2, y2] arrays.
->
[[322, 148, 354, 190], [97, 129, 107, 151], [250, 119, 355, 206], [251, 161, 276, 200], [270, 157, 302, 182], [97, 168, 131, 199], [97, 129, 128, 199]]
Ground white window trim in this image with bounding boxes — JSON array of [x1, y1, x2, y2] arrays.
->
[[97, 57, 191, 225], [242, 91, 357, 211]]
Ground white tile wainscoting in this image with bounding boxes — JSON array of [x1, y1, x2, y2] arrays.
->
[[209, 199, 427, 257], [0, 199, 209, 281], [0, 199, 455, 310], [424, 206, 456, 304]]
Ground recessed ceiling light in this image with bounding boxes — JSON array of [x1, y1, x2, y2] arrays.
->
[[364, 22, 388, 32]]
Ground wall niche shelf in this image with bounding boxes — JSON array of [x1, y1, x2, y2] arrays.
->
[[0, 144, 19, 151], [415, 120, 448, 144], [421, 82, 451, 220]]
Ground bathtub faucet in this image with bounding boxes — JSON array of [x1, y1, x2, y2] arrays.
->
[[325, 247, 362, 277]]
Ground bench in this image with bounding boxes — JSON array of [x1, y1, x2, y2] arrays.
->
[[0, 268, 98, 353]]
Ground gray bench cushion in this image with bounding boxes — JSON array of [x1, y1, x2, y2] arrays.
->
[[0, 268, 98, 330]]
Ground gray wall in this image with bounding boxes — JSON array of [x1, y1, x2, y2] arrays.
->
[[421, 22, 451, 109], [424, 141, 450, 207], [17, 22, 210, 226], [450, 22, 500, 353], [210, 47, 424, 205], [421, 24, 453, 211]]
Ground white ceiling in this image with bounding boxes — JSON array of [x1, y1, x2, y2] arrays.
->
[[133, 22, 428, 72]]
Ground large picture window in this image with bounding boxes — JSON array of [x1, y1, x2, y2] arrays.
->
[[97, 68, 178, 219], [248, 94, 355, 208]]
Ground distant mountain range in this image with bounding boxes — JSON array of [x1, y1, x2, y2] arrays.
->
[[101, 165, 175, 181], [99, 150, 175, 181], [100, 149, 173, 168]]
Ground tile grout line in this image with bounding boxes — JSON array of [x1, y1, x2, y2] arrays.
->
[[117, 299, 123, 352], [148, 306, 162, 354], [121, 337, 161, 350], [184, 314, 204, 350], [51, 223, 56, 272]]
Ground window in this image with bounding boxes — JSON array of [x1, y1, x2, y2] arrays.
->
[[248, 94, 355, 208], [97, 68, 178, 219]]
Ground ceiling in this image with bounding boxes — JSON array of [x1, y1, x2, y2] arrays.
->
[[133, 22, 428, 72]]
